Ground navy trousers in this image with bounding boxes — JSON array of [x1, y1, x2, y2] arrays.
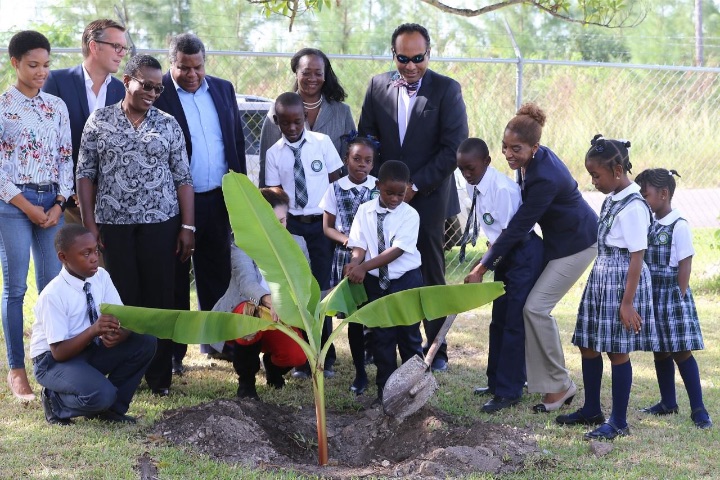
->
[[364, 267, 424, 391], [33, 333, 156, 419], [487, 232, 544, 399]]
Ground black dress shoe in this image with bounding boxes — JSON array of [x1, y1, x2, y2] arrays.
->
[[323, 366, 336, 379], [640, 402, 679, 415], [236, 383, 259, 400], [91, 410, 137, 424], [350, 377, 368, 395], [583, 421, 630, 441], [481, 395, 520, 413], [556, 408, 606, 426], [151, 388, 170, 397], [473, 386, 494, 396], [171, 359, 185, 376], [430, 358, 448, 373], [691, 407, 713, 429], [41, 388, 73, 426]]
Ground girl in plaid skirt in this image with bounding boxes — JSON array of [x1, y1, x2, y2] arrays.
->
[[557, 135, 658, 441], [320, 134, 378, 394], [635, 168, 712, 429]]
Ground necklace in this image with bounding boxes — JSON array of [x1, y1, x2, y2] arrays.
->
[[122, 102, 147, 128], [303, 97, 323, 110]]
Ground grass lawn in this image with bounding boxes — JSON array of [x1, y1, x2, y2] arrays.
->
[[0, 230, 719, 479]]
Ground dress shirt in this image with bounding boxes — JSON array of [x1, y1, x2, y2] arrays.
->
[[30, 267, 123, 358], [77, 103, 192, 224], [347, 197, 422, 279], [82, 65, 112, 113], [172, 77, 226, 192], [0, 86, 73, 202], [657, 209, 694, 266], [397, 77, 423, 146], [265, 130, 343, 216], [604, 182, 650, 252], [467, 166, 522, 244]]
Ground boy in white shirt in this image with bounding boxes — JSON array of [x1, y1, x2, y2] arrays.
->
[[30, 224, 156, 425], [458, 138, 544, 413], [264, 92, 344, 378], [345, 160, 424, 403]]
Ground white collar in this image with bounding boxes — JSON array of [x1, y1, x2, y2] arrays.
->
[[82, 64, 112, 88], [610, 182, 640, 201], [59, 267, 90, 293], [657, 208, 682, 225]]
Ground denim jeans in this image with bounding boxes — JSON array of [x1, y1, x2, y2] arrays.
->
[[0, 188, 63, 369]]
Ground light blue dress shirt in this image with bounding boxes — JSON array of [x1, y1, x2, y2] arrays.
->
[[174, 77, 226, 192]]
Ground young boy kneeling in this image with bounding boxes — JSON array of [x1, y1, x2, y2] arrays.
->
[[30, 224, 156, 425], [345, 160, 424, 404]]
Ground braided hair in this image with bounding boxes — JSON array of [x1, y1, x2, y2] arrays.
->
[[341, 130, 380, 163], [635, 168, 681, 200], [585, 134, 633, 174]]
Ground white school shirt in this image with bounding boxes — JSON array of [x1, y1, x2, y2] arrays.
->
[[265, 130, 343, 216], [466, 167, 522, 244], [657, 208, 695, 267], [319, 175, 378, 226], [397, 77, 423, 145], [82, 65, 112, 113], [30, 267, 123, 358], [347, 198, 422, 279], [604, 182, 650, 252]]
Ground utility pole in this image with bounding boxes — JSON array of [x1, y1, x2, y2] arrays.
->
[[694, 0, 703, 67]]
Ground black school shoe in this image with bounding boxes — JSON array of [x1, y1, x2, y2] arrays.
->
[[473, 386, 494, 397], [89, 410, 137, 424], [41, 388, 73, 426], [583, 421, 630, 441], [691, 407, 713, 429], [556, 408, 606, 426], [640, 402, 679, 415], [481, 395, 521, 413], [236, 382, 260, 400]]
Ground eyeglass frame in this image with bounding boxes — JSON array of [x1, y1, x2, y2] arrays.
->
[[128, 76, 165, 95], [93, 39, 128, 55], [392, 49, 429, 64]]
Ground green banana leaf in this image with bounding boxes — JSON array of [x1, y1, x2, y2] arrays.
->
[[345, 282, 504, 328], [101, 304, 276, 344], [222, 173, 320, 331], [317, 277, 368, 320]]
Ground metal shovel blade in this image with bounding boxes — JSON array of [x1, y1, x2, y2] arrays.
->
[[382, 354, 438, 420]]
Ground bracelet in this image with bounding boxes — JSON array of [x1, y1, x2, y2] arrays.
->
[[181, 224, 196, 233]]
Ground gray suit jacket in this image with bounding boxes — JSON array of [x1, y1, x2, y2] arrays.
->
[[258, 97, 354, 186]]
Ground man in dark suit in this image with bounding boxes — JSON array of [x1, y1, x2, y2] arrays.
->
[[153, 33, 247, 370], [42, 19, 128, 225], [358, 23, 468, 372]]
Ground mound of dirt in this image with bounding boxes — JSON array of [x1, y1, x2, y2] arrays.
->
[[153, 398, 538, 479]]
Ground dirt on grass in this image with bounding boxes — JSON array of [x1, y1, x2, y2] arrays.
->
[[152, 396, 538, 479]]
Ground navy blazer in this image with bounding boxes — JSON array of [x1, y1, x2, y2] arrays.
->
[[153, 73, 246, 175], [42, 64, 125, 166], [481, 145, 598, 269], [358, 69, 468, 222]]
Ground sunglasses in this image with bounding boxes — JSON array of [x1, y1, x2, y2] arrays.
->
[[393, 49, 429, 64], [94, 40, 128, 55], [129, 76, 165, 95]]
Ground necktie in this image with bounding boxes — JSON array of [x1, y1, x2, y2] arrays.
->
[[288, 139, 308, 209], [83, 282, 101, 345], [377, 211, 390, 290], [458, 188, 479, 263], [392, 76, 420, 96]]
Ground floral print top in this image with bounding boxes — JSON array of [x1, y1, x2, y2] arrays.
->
[[0, 86, 73, 203], [76, 103, 192, 225]]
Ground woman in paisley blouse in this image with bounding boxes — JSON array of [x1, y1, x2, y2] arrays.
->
[[77, 54, 194, 396], [0, 31, 73, 402]]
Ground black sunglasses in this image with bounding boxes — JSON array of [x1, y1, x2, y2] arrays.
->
[[393, 49, 429, 64], [94, 40, 128, 55], [129, 76, 165, 95]]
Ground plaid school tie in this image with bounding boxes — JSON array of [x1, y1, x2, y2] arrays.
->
[[458, 187, 479, 263], [83, 282, 101, 345], [377, 211, 390, 290], [288, 139, 308, 209]]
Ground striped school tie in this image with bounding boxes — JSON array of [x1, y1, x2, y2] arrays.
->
[[377, 211, 390, 290], [288, 139, 308, 208]]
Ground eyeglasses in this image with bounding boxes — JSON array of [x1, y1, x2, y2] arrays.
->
[[129, 76, 165, 95], [393, 49, 429, 64], [93, 40, 128, 55]]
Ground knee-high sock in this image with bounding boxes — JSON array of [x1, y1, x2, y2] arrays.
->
[[581, 355, 604, 416], [610, 360, 632, 429], [676, 355, 705, 411], [654, 355, 677, 407]]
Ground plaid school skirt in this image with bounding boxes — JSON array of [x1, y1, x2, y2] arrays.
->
[[651, 276, 704, 352], [572, 249, 659, 353]]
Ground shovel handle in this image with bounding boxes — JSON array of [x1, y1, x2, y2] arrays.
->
[[425, 314, 457, 367]]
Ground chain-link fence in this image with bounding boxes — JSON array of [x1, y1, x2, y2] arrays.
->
[[2, 49, 719, 283]]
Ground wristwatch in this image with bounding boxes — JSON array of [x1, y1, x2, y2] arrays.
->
[[53, 198, 66, 212], [181, 224, 196, 233]]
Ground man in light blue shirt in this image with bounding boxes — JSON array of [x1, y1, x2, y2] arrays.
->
[[154, 33, 247, 368]]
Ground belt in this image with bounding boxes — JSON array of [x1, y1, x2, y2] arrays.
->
[[16, 183, 58, 193], [289, 213, 323, 224], [32, 351, 50, 365], [195, 188, 222, 196]]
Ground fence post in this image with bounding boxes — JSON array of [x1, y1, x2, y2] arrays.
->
[[503, 17, 523, 110]]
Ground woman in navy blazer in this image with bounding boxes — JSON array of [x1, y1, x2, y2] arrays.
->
[[474, 103, 598, 414]]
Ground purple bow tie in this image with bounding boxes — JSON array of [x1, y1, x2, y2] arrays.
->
[[392, 76, 420, 96]]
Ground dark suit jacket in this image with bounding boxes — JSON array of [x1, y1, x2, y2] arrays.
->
[[358, 69, 468, 222], [42, 64, 125, 166], [153, 73, 246, 174], [481, 145, 598, 269]]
